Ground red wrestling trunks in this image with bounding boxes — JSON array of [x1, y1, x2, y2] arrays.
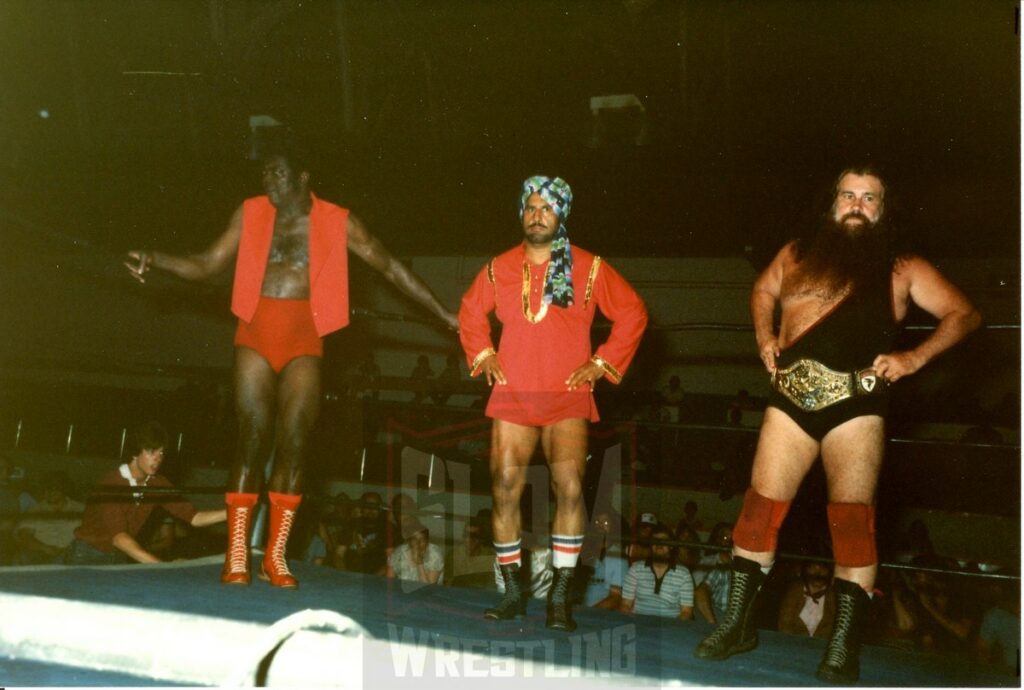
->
[[233, 297, 323, 373]]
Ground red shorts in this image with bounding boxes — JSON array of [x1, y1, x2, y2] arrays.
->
[[234, 297, 323, 373]]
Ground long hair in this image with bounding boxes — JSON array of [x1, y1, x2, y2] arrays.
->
[[792, 165, 908, 293]]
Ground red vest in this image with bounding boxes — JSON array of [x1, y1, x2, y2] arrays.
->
[[231, 193, 350, 336]]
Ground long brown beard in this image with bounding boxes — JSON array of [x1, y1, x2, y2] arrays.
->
[[794, 215, 893, 295]]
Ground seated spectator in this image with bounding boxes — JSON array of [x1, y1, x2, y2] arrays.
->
[[387, 492, 418, 556], [15, 472, 84, 565], [777, 559, 837, 639], [350, 353, 381, 401], [306, 492, 353, 567], [448, 515, 495, 589], [410, 355, 434, 403], [693, 522, 734, 624], [975, 578, 1020, 674], [344, 492, 386, 574], [627, 511, 659, 564], [891, 519, 936, 564], [580, 510, 629, 609], [659, 375, 684, 423], [726, 388, 755, 426], [63, 422, 226, 565], [387, 520, 444, 585], [432, 352, 463, 405], [676, 500, 703, 533], [675, 525, 701, 573], [620, 525, 694, 620], [883, 555, 978, 657]]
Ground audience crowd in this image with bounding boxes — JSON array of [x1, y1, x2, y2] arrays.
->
[[0, 362, 1016, 677]]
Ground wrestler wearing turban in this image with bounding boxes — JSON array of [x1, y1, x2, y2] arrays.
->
[[458, 175, 648, 630]]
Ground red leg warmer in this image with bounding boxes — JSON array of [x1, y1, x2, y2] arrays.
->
[[732, 487, 791, 553], [827, 503, 877, 568]]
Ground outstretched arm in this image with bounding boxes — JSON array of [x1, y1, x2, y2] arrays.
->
[[125, 205, 244, 284], [190, 509, 227, 528], [873, 257, 982, 382], [347, 214, 459, 329]]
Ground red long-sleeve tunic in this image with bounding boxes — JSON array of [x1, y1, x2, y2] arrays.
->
[[459, 244, 647, 426]]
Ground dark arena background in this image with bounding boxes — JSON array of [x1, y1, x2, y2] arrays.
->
[[0, 1, 1019, 687]]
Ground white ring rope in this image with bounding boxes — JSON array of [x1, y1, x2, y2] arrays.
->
[[226, 608, 367, 687]]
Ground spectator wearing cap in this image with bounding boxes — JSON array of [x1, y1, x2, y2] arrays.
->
[[628, 512, 659, 564], [387, 520, 444, 585]]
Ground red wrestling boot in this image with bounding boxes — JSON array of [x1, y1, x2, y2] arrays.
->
[[221, 492, 258, 585], [260, 492, 303, 588]]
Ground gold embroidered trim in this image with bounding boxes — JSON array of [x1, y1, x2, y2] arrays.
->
[[584, 256, 602, 308], [522, 262, 551, 324], [590, 354, 622, 383], [471, 347, 497, 375], [487, 259, 497, 301]]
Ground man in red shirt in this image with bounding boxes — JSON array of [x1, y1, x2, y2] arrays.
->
[[459, 175, 647, 630], [126, 143, 458, 587], [65, 421, 226, 565]]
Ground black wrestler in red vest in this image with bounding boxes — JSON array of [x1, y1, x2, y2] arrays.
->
[[126, 144, 457, 588]]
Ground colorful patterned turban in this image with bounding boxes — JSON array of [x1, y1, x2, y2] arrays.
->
[[519, 175, 574, 308]]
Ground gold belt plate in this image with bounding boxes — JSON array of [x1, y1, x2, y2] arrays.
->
[[771, 359, 879, 412]]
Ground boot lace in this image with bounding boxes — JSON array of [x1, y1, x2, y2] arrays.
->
[[226, 506, 251, 574], [550, 568, 572, 604], [701, 569, 751, 648], [269, 508, 296, 575], [821, 591, 856, 668]]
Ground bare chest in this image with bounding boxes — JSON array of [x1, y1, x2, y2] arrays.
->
[[267, 215, 310, 268], [260, 215, 311, 298], [777, 276, 850, 346]]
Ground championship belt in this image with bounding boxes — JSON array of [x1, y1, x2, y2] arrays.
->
[[770, 358, 882, 412]]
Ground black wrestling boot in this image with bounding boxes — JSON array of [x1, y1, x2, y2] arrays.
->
[[694, 555, 766, 660], [546, 567, 577, 632], [816, 578, 870, 684], [484, 563, 527, 620]]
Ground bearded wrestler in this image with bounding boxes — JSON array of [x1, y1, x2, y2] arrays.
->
[[694, 166, 980, 683], [125, 145, 458, 588], [459, 176, 647, 630]]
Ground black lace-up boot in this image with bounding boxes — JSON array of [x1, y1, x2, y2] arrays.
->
[[484, 562, 527, 620], [545, 567, 577, 631], [816, 578, 870, 684], [694, 555, 766, 660]]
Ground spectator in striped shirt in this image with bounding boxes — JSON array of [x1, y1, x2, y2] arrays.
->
[[694, 522, 734, 624], [620, 526, 695, 620]]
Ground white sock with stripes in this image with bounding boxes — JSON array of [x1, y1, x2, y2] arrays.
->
[[551, 534, 583, 569]]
